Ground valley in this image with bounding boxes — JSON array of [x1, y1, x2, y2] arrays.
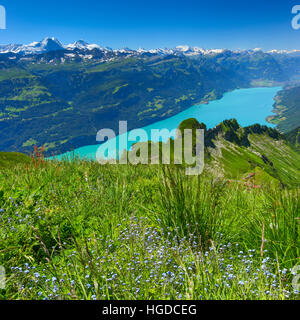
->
[[54, 87, 281, 161], [1, 38, 300, 156]]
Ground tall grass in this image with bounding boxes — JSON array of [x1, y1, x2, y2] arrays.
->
[[0, 160, 299, 300], [243, 188, 299, 268], [157, 166, 235, 247]]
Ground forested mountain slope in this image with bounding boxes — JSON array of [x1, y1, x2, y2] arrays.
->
[[1, 43, 300, 155]]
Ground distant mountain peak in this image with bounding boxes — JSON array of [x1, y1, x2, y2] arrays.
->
[[0, 37, 64, 54], [74, 40, 89, 46], [67, 40, 89, 49], [66, 40, 104, 51], [40, 37, 64, 51], [42, 37, 61, 44], [175, 45, 191, 52]]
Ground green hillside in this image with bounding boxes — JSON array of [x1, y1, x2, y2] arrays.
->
[[0, 152, 30, 168], [208, 121, 300, 187], [0, 56, 247, 156], [0, 133, 299, 300], [125, 119, 300, 187], [1, 49, 298, 156], [285, 126, 300, 151], [268, 86, 300, 133]]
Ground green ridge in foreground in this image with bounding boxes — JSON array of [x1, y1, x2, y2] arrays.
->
[[124, 119, 300, 187]]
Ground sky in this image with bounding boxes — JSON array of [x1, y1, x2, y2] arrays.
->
[[0, 0, 299, 50]]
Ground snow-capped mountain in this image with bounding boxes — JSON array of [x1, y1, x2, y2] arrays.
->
[[66, 40, 109, 51], [0, 37, 65, 54], [267, 49, 300, 57], [1, 37, 300, 64], [0, 38, 120, 55]]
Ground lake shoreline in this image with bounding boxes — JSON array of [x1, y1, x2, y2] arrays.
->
[[49, 86, 282, 161]]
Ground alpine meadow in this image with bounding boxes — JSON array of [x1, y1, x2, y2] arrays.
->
[[0, 0, 299, 304]]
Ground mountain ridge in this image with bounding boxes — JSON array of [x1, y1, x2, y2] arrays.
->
[[124, 118, 300, 187], [1, 39, 300, 156], [1, 37, 300, 57]]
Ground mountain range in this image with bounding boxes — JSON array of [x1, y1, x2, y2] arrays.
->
[[0, 38, 300, 156], [1, 37, 300, 58]]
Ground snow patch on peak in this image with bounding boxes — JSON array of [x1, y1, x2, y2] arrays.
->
[[0, 37, 64, 54], [66, 40, 111, 51], [267, 49, 300, 56], [175, 45, 191, 52], [1, 37, 300, 60]]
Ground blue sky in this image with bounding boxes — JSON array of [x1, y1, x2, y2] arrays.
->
[[0, 0, 299, 50]]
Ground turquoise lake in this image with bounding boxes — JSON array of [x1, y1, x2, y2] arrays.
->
[[51, 86, 281, 161]]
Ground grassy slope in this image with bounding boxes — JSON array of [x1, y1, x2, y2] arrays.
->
[[126, 120, 300, 187], [0, 128, 299, 300], [0, 152, 30, 168], [0, 159, 299, 300], [212, 133, 300, 187], [285, 126, 300, 152], [0, 121, 299, 300]]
